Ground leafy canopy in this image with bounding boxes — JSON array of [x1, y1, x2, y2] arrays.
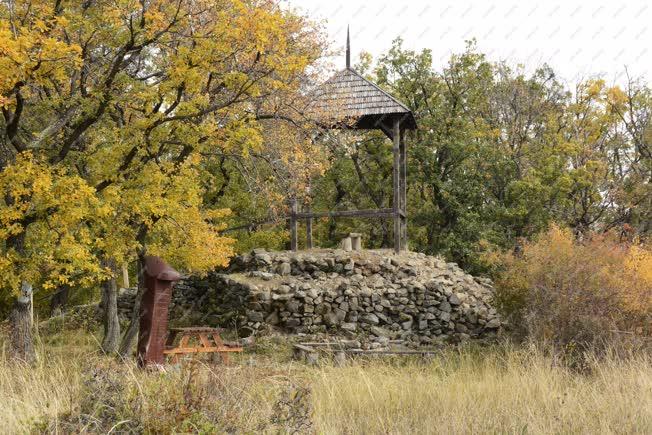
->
[[0, 0, 324, 295]]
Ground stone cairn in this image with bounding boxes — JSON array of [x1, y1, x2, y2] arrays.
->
[[118, 249, 502, 344]]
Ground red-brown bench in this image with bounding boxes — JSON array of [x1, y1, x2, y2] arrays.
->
[[164, 327, 243, 364]]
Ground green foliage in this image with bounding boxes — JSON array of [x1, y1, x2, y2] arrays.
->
[[303, 39, 651, 273], [233, 228, 288, 254], [1, 0, 650, 310]]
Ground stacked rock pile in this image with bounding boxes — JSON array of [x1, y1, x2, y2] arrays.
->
[[117, 249, 502, 343]]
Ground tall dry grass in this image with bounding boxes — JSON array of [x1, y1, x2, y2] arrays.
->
[[0, 330, 310, 433], [311, 346, 652, 434], [0, 356, 83, 433], [1, 332, 650, 434]]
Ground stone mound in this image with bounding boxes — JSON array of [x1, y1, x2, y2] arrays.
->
[[117, 249, 502, 344]]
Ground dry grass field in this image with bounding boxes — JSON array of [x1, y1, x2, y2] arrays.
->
[[1, 332, 650, 434], [311, 348, 652, 434]]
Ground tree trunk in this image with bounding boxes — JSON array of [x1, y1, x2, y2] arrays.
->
[[10, 296, 36, 363], [121, 263, 130, 288], [101, 260, 121, 354], [6, 229, 37, 362], [50, 285, 70, 317], [118, 254, 145, 358]]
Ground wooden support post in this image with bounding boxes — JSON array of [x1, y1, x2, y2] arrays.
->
[[392, 119, 401, 254], [399, 128, 408, 251], [305, 204, 313, 249], [290, 198, 298, 252]]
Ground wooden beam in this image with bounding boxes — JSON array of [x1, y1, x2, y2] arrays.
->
[[306, 218, 313, 249], [393, 119, 401, 254], [221, 208, 403, 234], [295, 208, 395, 219], [163, 346, 243, 354], [399, 128, 407, 251], [305, 203, 313, 249], [290, 198, 298, 252], [343, 349, 440, 356]]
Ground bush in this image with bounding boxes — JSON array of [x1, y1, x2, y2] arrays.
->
[[491, 225, 651, 350]]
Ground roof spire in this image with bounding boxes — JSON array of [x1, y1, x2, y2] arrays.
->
[[346, 25, 351, 69]]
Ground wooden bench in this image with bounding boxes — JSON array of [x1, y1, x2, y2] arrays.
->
[[164, 327, 243, 364]]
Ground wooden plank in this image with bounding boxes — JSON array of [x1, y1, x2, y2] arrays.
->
[[293, 344, 316, 352], [344, 349, 440, 355], [198, 333, 213, 349], [164, 346, 243, 355], [212, 332, 230, 364], [170, 327, 221, 333], [298, 341, 405, 347], [393, 118, 401, 254], [295, 208, 394, 219]]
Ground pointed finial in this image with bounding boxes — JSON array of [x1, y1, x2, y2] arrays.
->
[[346, 25, 351, 69]]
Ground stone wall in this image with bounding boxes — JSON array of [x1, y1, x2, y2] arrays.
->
[[118, 249, 502, 343]]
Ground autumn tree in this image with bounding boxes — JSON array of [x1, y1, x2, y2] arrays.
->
[[0, 0, 324, 356]]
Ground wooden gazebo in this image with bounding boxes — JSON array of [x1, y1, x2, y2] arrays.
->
[[295, 30, 417, 254]]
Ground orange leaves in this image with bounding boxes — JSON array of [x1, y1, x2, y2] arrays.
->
[[493, 225, 652, 343], [621, 244, 652, 315]]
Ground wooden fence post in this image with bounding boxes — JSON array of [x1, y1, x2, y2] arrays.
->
[[393, 118, 401, 254], [290, 198, 298, 252]]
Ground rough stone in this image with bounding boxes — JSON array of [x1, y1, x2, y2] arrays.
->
[[285, 318, 301, 328], [115, 249, 502, 343], [247, 310, 264, 322], [277, 262, 291, 276], [438, 301, 452, 313], [486, 318, 501, 329], [370, 326, 391, 337], [361, 313, 380, 325]]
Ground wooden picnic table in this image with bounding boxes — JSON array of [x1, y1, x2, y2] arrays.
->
[[164, 327, 243, 364]]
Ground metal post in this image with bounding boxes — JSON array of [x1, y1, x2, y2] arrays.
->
[[290, 198, 298, 252], [137, 256, 180, 367], [399, 128, 407, 251], [392, 119, 401, 254]]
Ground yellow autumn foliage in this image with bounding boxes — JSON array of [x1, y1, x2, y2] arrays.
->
[[0, 153, 104, 292], [493, 225, 652, 346], [0, 0, 325, 303]]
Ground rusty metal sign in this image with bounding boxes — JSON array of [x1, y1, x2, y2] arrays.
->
[[137, 256, 181, 367]]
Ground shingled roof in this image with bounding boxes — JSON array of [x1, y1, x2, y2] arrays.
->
[[309, 67, 417, 131]]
